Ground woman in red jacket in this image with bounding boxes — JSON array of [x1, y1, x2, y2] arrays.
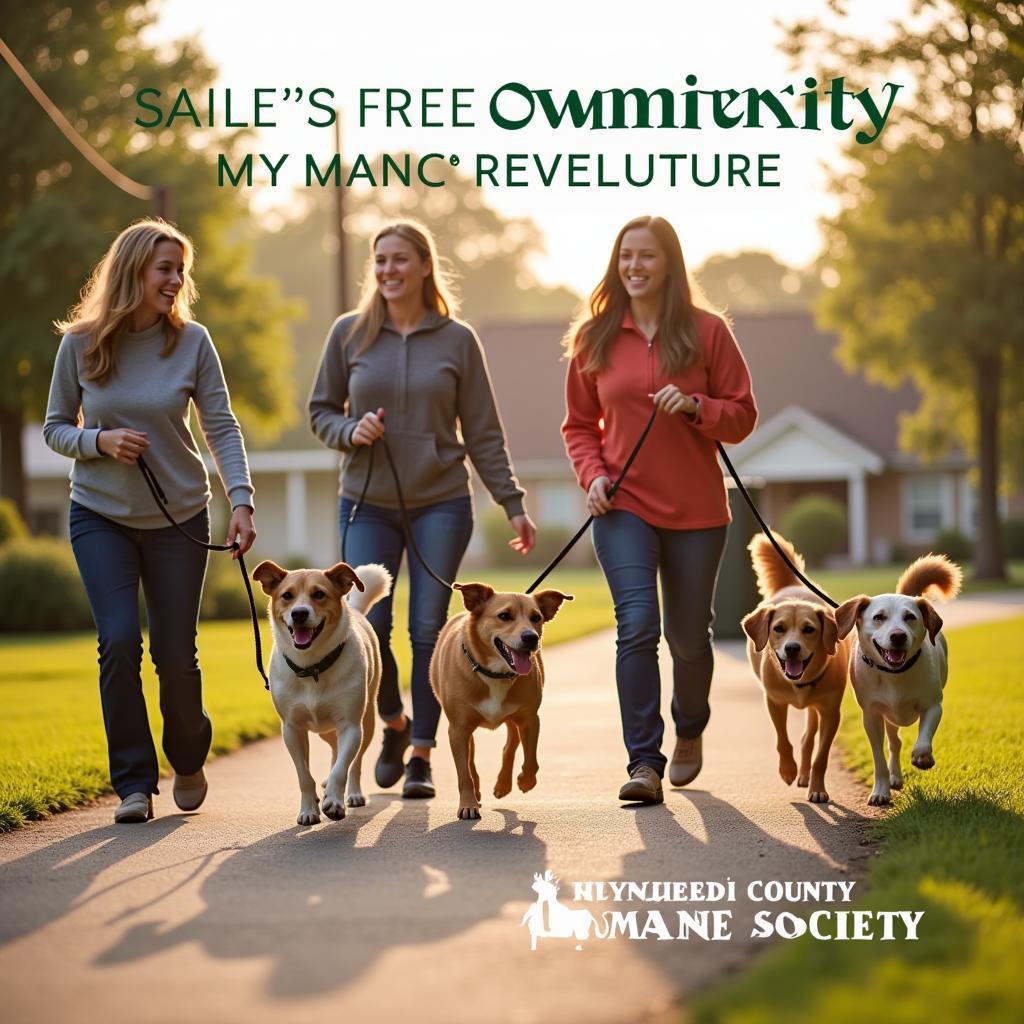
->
[[562, 215, 757, 804]]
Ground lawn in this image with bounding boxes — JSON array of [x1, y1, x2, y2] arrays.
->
[[0, 567, 613, 831], [812, 559, 1024, 602], [691, 614, 1024, 1024]]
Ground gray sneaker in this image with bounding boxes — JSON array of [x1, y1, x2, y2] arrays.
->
[[669, 736, 703, 787], [173, 768, 208, 811], [114, 792, 153, 824], [618, 765, 663, 804]]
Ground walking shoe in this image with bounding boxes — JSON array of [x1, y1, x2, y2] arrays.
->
[[402, 756, 435, 799], [375, 717, 413, 789], [618, 765, 663, 804], [114, 793, 153, 824], [669, 735, 703, 787], [173, 768, 208, 811]]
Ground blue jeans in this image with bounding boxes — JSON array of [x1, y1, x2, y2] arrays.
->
[[69, 501, 212, 798], [592, 510, 728, 777], [338, 495, 474, 747]]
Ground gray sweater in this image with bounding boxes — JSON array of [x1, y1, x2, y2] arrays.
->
[[43, 320, 254, 529], [309, 311, 525, 517]]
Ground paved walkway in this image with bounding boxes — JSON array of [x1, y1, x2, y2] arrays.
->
[[1, 592, 1020, 1024]]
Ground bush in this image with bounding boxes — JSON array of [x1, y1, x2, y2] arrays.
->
[[781, 495, 847, 566], [1002, 518, 1024, 560], [932, 526, 972, 563], [0, 539, 93, 632], [200, 552, 268, 621], [479, 505, 594, 570], [0, 499, 28, 545]]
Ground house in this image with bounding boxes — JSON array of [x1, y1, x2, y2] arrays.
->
[[22, 312, 1016, 566]]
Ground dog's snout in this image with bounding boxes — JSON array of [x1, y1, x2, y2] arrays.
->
[[520, 630, 539, 651], [889, 630, 907, 647], [784, 641, 802, 658], [290, 606, 310, 625]]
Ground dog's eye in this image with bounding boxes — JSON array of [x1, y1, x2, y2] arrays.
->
[[903, 612, 917, 622], [530, 613, 542, 624], [801, 625, 816, 634], [311, 590, 325, 600], [497, 611, 513, 622], [872, 613, 886, 622], [773, 623, 785, 633], [282, 591, 293, 601]]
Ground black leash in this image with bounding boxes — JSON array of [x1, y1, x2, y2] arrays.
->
[[136, 456, 269, 689]]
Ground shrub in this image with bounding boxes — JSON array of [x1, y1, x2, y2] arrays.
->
[[781, 495, 847, 566], [1002, 518, 1024, 560], [932, 527, 972, 563], [0, 539, 93, 632], [201, 552, 268, 621], [0, 499, 28, 545]]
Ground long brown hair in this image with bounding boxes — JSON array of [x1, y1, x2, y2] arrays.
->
[[564, 216, 715, 375], [347, 220, 458, 353], [54, 219, 197, 385]]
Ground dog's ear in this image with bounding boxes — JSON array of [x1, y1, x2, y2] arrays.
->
[[454, 582, 494, 614], [534, 590, 574, 622], [741, 605, 774, 652], [917, 598, 944, 645], [835, 595, 870, 639], [325, 562, 364, 594], [252, 560, 288, 595], [817, 608, 839, 657]]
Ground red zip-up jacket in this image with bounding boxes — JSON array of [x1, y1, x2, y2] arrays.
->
[[562, 308, 757, 530]]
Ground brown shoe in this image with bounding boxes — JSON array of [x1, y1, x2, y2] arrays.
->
[[669, 735, 702, 787], [114, 792, 153, 824], [618, 765, 663, 804], [173, 768, 208, 811]]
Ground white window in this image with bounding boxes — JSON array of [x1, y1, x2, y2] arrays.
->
[[538, 483, 583, 527], [958, 475, 1009, 539], [902, 474, 955, 542]]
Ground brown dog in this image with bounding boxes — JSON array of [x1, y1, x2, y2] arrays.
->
[[430, 583, 572, 820], [741, 534, 850, 803]]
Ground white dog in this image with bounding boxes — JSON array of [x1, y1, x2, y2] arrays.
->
[[252, 559, 392, 825], [835, 554, 962, 806]]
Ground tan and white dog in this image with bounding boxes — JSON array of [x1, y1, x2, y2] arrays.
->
[[252, 559, 392, 826], [835, 554, 962, 806]]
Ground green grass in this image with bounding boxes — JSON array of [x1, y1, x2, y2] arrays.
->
[[0, 567, 613, 831], [691, 615, 1024, 1024], [812, 560, 1024, 603]]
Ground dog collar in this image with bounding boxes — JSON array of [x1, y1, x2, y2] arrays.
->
[[793, 667, 828, 689], [461, 641, 516, 680], [861, 648, 923, 674], [283, 643, 345, 682]]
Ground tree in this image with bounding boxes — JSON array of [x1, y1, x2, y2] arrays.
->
[[693, 251, 819, 313], [0, 2, 297, 516], [786, 0, 1024, 579]]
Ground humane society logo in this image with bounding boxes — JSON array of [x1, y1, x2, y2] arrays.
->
[[520, 870, 925, 952]]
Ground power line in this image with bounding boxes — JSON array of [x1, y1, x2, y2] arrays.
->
[[1, 36, 154, 201]]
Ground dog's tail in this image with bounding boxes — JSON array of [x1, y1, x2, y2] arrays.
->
[[348, 563, 393, 614], [747, 532, 807, 598], [896, 554, 963, 601]]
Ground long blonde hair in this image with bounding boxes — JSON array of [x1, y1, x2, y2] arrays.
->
[[54, 218, 197, 384], [347, 221, 458, 353], [564, 216, 715, 376]]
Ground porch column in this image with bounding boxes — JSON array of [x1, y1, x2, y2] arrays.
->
[[285, 469, 307, 559], [847, 470, 868, 566]]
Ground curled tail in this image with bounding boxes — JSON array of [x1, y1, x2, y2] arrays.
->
[[896, 554, 963, 601], [747, 533, 807, 598], [347, 563, 393, 615]]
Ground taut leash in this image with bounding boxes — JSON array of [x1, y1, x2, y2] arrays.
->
[[136, 456, 270, 689]]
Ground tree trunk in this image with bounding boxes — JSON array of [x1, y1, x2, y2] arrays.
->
[[0, 401, 27, 520], [973, 352, 1006, 580]]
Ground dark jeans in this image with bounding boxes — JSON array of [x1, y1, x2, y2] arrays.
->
[[339, 495, 474, 748], [69, 501, 212, 798], [592, 510, 728, 777]]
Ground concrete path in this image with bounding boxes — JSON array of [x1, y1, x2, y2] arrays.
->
[[2, 593, 1020, 1024]]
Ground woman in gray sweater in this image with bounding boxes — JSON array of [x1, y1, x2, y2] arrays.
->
[[44, 219, 256, 824], [310, 220, 536, 799]]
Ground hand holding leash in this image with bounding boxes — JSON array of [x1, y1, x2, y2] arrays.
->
[[652, 385, 699, 418], [226, 505, 256, 559], [98, 427, 149, 464], [587, 476, 614, 516], [352, 407, 386, 445]]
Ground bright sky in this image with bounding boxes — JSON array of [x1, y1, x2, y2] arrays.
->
[[147, 0, 914, 295]]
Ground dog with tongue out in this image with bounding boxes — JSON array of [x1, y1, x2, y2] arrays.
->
[[429, 581, 572, 820]]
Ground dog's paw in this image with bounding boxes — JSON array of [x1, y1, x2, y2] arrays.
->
[[778, 758, 798, 786], [517, 771, 537, 793], [911, 749, 935, 770], [889, 773, 904, 790], [297, 807, 321, 826], [321, 795, 347, 821], [493, 775, 513, 799], [458, 806, 481, 820], [346, 793, 366, 808], [796, 773, 810, 788], [867, 787, 891, 806], [808, 789, 830, 803]]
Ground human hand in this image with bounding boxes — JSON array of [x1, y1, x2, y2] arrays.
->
[[97, 427, 149, 464], [508, 513, 537, 555], [351, 407, 385, 446], [652, 385, 699, 417], [226, 506, 256, 558], [587, 476, 613, 517]]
